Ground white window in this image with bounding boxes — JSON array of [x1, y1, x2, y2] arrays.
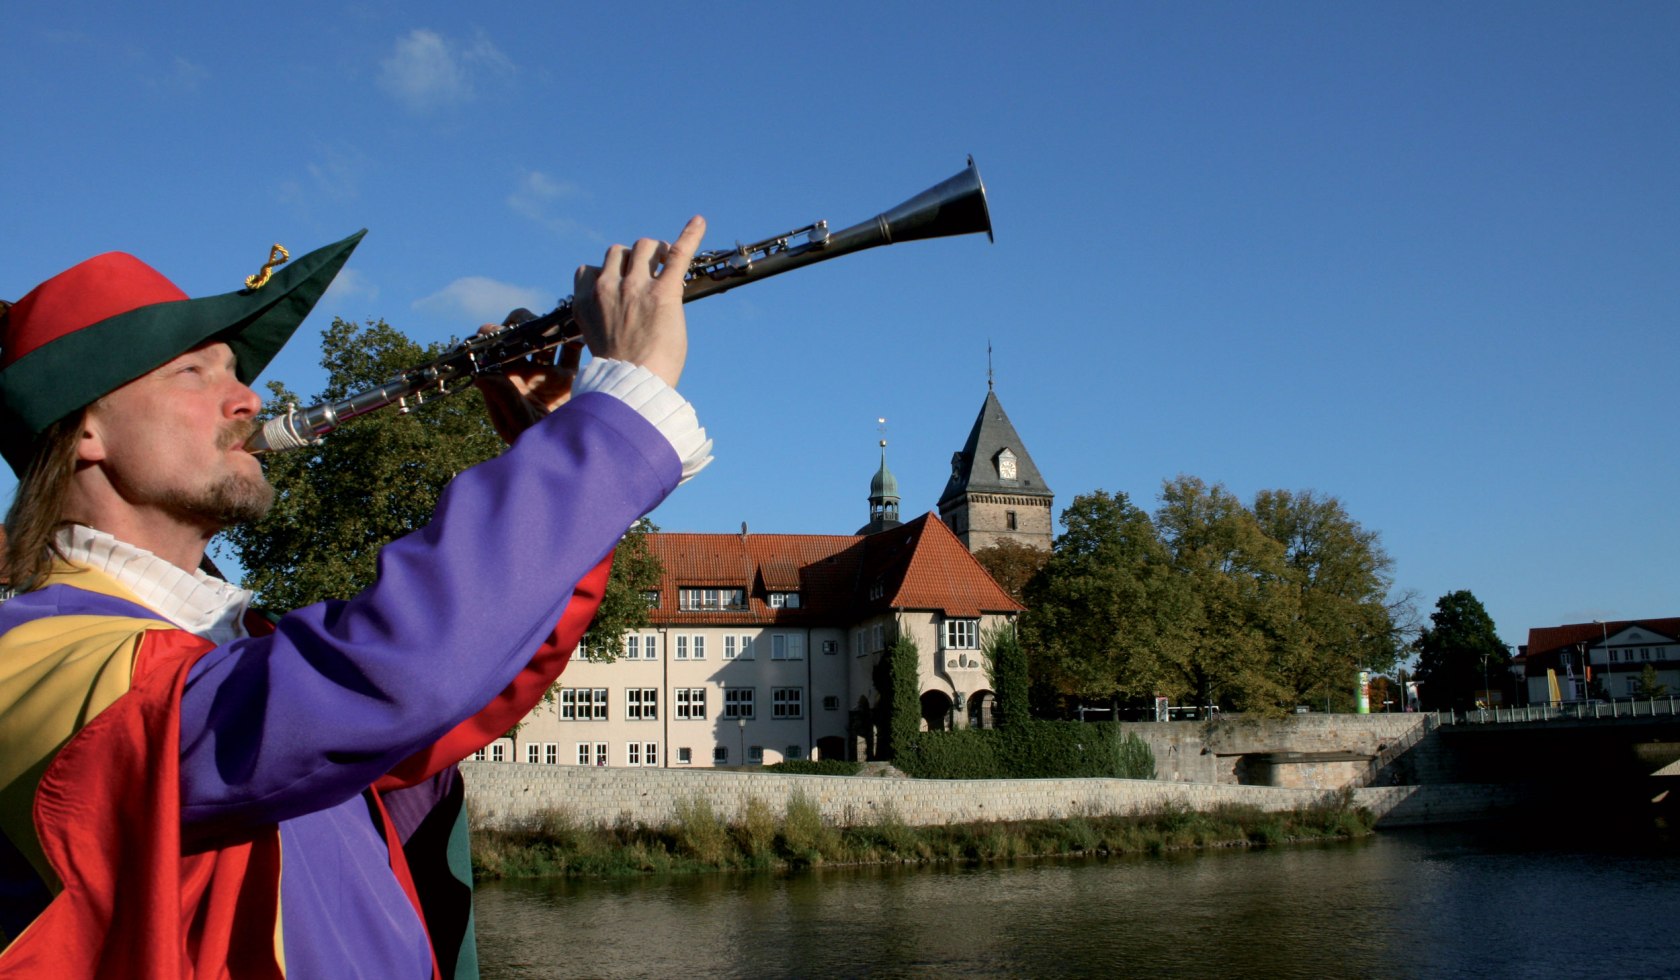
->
[[525, 743, 542, 764], [544, 743, 558, 765], [626, 688, 658, 721], [559, 688, 609, 720], [677, 747, 692, 765], [713, 746, 729, 764], [644, 742, 659, 767], [472, 748, 487, 762], [768, 592, 802, 609], [943, 619, 979, 650], [679, 587, 746, 611], [627, 742, 641, 766], [576, 743, 592, 765], [626, 635, 639, 660], [738, 635, 754, 660], [773, 687, 804, 719], [771, 634, 805, 661], [692, 635, 706, 659], [724, 635, 737, 660], [676, 635, 688, 660], [489, 742, 507, 762], [724, 688, 755, 719], [675, 688, 707, 720], [872, 623, 885, 651], [594, 743, 608, 767]]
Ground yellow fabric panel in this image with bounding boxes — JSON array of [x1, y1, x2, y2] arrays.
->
[[0, 565, 176, 892]]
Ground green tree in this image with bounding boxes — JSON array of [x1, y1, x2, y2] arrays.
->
[[221, 317, 661, 664], [886, 630, 922, 759], [1154, 476, 1293, 713], [982, 623, 1029, 729], [1252, 488, 1410, 710], [1021, 490, 1172, 708], [1412, 590, 1508, 710], [1634, 664, 1669, 699]]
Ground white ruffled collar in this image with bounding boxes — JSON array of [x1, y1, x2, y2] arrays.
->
[[56, 524, 254, 643]]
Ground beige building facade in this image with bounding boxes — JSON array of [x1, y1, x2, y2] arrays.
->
[[480, 387, 1048, 769]]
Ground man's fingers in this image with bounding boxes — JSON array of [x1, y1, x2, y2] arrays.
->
[[665, 216, 706, 273]]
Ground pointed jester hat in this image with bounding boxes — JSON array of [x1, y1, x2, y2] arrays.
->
[[0, 230, 364, 474]]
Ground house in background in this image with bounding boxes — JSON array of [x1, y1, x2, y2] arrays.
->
[[1516, 618, 1680, 704], [493, 386, 1042, 769], [501, 512, 1022, 768]]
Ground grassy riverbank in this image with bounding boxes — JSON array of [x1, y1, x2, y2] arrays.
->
[[470, 789, 1375, 880]]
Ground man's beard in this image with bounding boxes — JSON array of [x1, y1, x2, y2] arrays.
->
[[157, 419, 275, 528], [159, 471, 275, 528]]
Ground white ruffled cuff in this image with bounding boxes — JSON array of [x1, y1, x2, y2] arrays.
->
[[573, 359, 712, 483]]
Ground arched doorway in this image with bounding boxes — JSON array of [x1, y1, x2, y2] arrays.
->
[[968, 689, 996, 729], [920, 690, 954, 732], [816, 735, 847, 762]]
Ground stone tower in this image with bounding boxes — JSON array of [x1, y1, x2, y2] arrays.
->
[[937, 388, 1053, 552]]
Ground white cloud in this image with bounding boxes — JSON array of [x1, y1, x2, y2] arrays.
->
[[414, 277, 549, 323], [507, 169, 596, 239], [322, 268, 378, 307], [378, 28, 511, 114]]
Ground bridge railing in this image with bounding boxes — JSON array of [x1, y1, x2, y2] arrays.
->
[[1433, 695, 1679, 726]]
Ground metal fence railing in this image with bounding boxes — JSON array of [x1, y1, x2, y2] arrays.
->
[[1433, 696, 1680, 726]]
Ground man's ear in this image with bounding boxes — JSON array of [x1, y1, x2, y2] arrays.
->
[[76, 411, 108, 463]]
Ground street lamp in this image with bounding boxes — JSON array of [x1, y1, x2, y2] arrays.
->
[[1593, 619, 1610, 702], [737, 716, 746, 766]]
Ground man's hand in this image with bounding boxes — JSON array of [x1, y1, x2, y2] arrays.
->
[[474, 310, 584, 445], [572, 216, 705, 390]]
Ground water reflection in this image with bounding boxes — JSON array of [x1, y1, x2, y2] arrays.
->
[[476, 830, 1680, 979]]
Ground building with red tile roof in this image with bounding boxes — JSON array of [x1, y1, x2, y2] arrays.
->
[[499, 387, 1049, 770], [1516, 618, 1680, 704]]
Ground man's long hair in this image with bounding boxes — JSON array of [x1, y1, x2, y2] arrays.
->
[[4, 412, 86, 592]]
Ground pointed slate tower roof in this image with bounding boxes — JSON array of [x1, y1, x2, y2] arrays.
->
[[938, 390, 1053, 510]]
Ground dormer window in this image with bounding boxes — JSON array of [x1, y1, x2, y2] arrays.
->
[[678, 587, 746, 611], [767, 592, 801, 609], [996, 448, 1017, 480]]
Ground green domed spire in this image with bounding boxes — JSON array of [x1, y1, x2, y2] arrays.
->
[[857, 438, 902, 535]]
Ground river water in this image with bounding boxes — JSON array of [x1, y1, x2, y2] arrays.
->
[[474, 825, 1680, 979]]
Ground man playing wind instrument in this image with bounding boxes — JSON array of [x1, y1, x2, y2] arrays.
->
[[0, 216, 708, 978]]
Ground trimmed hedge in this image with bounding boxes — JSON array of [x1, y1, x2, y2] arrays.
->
[[765, 759, 863, 776], [896, 721, 1156, 780]]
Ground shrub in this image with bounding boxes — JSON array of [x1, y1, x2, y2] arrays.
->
[[897, 721, 1157, 780], [766, 759, 862, 776], [672, 796, 731, 866], [779, 789, 837, 864]]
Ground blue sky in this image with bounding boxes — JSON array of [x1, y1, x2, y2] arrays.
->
[[4, 2, 1676, 652]]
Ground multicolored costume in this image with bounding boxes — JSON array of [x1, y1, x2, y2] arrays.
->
[[0, 386, 685, 977]]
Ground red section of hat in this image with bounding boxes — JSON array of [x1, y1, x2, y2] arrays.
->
[[3, 253, 189, 367]]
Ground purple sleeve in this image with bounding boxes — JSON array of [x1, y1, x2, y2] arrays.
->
[[178, 393, 680, 827]]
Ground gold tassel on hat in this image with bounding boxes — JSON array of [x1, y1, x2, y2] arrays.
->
[[244, 244, 290, 290]]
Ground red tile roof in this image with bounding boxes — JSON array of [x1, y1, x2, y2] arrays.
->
[[1526, 618, 1680, 656], [645, 512, 1022, 627]]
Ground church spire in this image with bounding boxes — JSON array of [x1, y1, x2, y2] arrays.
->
[[856, 418, 902, 535]]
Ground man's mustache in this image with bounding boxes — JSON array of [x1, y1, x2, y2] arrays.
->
[[218, 419, 261, 451]]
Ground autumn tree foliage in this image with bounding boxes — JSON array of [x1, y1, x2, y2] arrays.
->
[[1020, 479, 1410, 716]]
